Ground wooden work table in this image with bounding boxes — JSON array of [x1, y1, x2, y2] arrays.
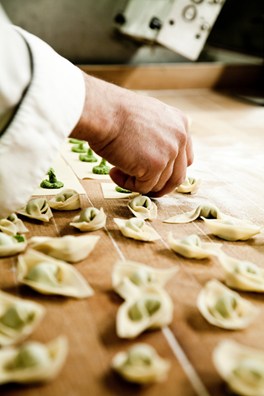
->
[[1, 88, 264, 396]]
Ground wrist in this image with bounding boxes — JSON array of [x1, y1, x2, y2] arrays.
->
[[71, 72, 124, 150]]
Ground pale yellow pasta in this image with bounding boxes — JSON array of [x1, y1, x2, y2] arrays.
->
[[168, 233, 222, 259], [29, 235, 100, 263], [114, 217, 160, 242], [116, 286, 173, 338], [163, 203, 222, 224], [0, 233, 27, 258], [202, 217, 261, 241], [112, 343, 170, 384], [175, 177, 201, 194], [70, 207, 106, 231], [217, 253, 264, 292], [0, 214, 28, 236], [0, 291, 45, 346], [197, 279, 259, 330], [112, 259, 178, 300], [17, 198, 53, 222], [214, 339, 264, 396], [128, 195, 157, 220], [0, 336, 68, 384], [17, 249, 94, 298], [48, 189, 81, 211]]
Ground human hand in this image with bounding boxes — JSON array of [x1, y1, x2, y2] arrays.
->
[[71, 73, 193, 196]]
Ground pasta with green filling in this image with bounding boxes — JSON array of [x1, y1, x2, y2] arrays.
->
[[0, 336, 68, 384], [197, 279, 259, 329], [17, 250, 94, 298], [112, 343, 170, 384], [214, 339, 264, 396]]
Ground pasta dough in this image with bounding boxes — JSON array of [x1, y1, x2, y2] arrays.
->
[[0, 233, 27, 257], [175, 177, 201, 194], [114, 218, 160, 242], [0, 214, 28, 236], [48, 189, 81, 211], [112, 343, 170, 384], [29, 235, 100, 263], [112, 260, 178, 300], [70, 207, 106, 231], [163, 203, 222, 224], [168, 233, 222, 259], [202, 217, 262, 241], [101, 183, 138, 199], [17, 249, 94, 298], [17, 198, 53, 222], [61, 140, 111, 180], [0, 291, 45, 347], [197, 279, 259, 330], [0, 336, 68, 384], [128, 195, 157, 220], [116, 286, 173, 338], [213, 339, 264, 396], [217, 253, 264, 292]]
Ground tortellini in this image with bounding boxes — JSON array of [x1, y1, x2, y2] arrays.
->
[[163, 203, 222, 224], [128, 195, 157, 220], [213, 339, 264, 396], [17, 249, 94, 298], [217, 254, 264, 292], [112, 260, 178, 300], [0, 291, 45, 346], [112, 343, 170, 384], [197, 279, 259, 330], [29, 235, 100, 263], [17, 198, 53, 222], [168, 233, 222, 259], [0, 336, 68, 384], [0, 233, 27, 257], [114, 218, 160, 242], [70, 207, 106, 231], [116, 286, 173, 338], [0, 213, 28, 236], [48, 189, 81, 211], [202, 217, 261, 241], [175, 177, 201, 194]]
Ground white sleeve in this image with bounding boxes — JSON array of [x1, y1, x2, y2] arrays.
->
[[0, 10, 31, 131], [0, 19, 85, 218]]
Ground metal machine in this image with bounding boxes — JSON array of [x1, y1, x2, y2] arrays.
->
[[115, 0, 226, 60]]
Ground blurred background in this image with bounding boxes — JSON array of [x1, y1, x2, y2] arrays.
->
[[2, 0, 263, 65]]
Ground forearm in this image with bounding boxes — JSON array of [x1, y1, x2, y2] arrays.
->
[[71, 73, 123, 148]]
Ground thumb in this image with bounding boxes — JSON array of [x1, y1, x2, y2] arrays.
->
[[109, 167, 136, 191], [110, 167, 159, 194]]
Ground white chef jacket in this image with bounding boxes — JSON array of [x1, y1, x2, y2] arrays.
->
[[0, 5, 85, 218]]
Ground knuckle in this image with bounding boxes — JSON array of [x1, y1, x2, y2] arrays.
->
[[177, 129, 187, 147], [151, 157, 164, 173], [135, 182, 152, 195]]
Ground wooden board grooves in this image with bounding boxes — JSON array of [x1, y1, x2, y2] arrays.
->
[[1, 89, 264, 396]]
